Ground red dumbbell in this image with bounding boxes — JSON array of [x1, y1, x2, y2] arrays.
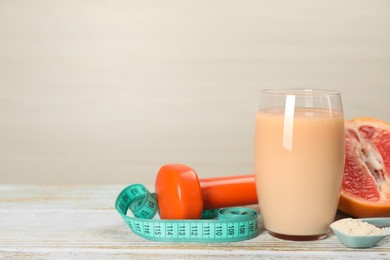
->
[[155, 164, 258, 219]]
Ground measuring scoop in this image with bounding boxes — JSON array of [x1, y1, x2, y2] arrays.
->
[[155, 164, 258, 219], [330, 218, 390, 248]]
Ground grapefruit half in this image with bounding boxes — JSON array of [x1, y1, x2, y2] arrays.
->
[[338, 117, 390, 217]]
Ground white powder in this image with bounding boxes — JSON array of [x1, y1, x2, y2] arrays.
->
[[331, 218, 385, 236]]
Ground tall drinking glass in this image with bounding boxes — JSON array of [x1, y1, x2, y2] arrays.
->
[[254, 89, 345, 241]]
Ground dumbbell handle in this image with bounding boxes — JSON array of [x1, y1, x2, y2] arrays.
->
[[200, 174, 257, 210]]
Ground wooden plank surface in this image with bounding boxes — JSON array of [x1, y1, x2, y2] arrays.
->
[[1, 185, 390, 259]]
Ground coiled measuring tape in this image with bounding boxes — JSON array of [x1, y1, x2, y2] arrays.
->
[[115, 184, 258, 242]]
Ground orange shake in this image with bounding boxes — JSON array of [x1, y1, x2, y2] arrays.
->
[[255, 108, 345, 238]]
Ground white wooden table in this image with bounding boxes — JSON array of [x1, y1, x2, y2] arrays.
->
[[1, 185, 389, 259]]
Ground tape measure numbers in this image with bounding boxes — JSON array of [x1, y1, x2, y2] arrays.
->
[[115, 184, 258, 242]]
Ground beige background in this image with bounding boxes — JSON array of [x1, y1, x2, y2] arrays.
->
[[1, 0, 390, 184]]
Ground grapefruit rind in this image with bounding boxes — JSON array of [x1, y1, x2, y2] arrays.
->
[[339, 191, 390, 217]]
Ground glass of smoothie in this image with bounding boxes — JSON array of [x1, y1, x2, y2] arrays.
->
[[254, 89, 345, 241]]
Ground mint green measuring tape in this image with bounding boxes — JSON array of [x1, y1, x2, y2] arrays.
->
[[115, 184, 258, 242]]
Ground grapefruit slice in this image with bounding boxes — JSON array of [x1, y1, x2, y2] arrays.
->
[[338, 117, 390, 217]]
